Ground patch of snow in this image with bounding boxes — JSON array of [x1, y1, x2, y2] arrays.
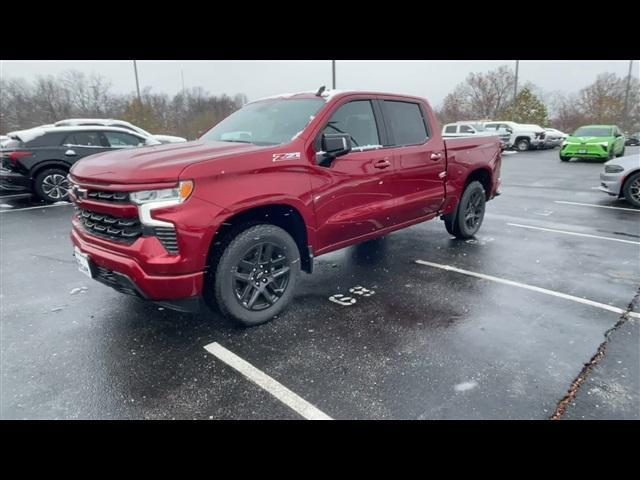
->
[[0, 204, 14, 208], [69, 288, 82, 295], [351, 144, 383, 152], [6, 127, 47, 143], [454, 380, 479, 392]]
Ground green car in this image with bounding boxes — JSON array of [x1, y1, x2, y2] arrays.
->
[[559, 125, 626, 162]]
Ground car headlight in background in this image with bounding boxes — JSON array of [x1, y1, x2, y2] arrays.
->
[[604, 165, 624, 173], [595, 142, 609, 147], [131, 180, 194, 228]]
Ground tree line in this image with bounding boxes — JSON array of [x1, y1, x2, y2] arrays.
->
[[0, 70, 248, 140], [435, 66, 639, 133], [1, 67, 638, 139]]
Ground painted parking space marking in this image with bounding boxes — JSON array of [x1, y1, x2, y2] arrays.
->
[[554, 200, 640, 213], [507, 223, 640, 245], [0, 202, 72, 213], [415, 260, 640, 319], [204, 342, 333, 420]]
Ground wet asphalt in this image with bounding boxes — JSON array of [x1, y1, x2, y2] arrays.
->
[[1, 147, 639, 420]]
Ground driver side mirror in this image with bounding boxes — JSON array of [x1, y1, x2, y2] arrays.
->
[[316, 133, 352, 166]]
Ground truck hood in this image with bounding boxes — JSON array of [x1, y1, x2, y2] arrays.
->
[[70, 140, 267, 184]]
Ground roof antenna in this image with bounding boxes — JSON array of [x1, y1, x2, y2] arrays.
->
[[315, 85, 326, 97]]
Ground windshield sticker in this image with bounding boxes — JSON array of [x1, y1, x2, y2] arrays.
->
[[272, 152, 301, 162]]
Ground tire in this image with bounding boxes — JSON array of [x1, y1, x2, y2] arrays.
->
[[33, 168, 70, 203], [622, 172, 640, 208], [443, 181, 486, 239], [608, 148, 615, 161], [515, 138, 530, 152], [616, 146, 625, 157], [207, 224, 300, 327], [560, 155, 570, 162]]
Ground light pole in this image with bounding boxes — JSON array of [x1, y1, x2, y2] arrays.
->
[[513, 60, 519, 116], [133, 60, 142, 103], [622, 60, 634, 131], [332, 60, 336, 89]]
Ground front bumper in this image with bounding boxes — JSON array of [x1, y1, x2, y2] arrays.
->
[[561, 143, 609, 158], [71, 226, 204, 302], [598, 172, 623, 196], [0, 168, 31, 193]]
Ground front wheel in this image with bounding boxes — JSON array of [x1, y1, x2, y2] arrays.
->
[[622, 172, 640, 208], [208, 224, 300, 326], [616, 146, 625, 157], [34, 168, 70, 203], [560, 155, 570, 162], [443, 181, 486, 239], [515, 138, 530, 152]]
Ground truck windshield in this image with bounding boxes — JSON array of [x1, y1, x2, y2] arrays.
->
[[573, 127, 612, 137], [200, 98, 325, 146]]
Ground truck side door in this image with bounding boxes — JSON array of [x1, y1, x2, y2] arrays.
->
[[379, 98, 446, 225], [310, 98, 396, 253]]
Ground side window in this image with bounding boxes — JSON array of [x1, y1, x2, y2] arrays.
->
[[321, 100, 380, 148], [460, 125, 474, 133], [383, 101, 429, 146], [67, 131, 103, 147], [484, 124, 497, 130], [444, 125, 457, 134], [104, 131, 144, 148]]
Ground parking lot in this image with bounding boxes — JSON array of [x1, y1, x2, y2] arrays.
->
[[1, 146, 638, 420]]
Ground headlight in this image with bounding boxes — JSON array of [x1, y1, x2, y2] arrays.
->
[[596, 141, 609, 147], [604, 165, 624, 173], [131, 180, 194, 228], [130, 180, 194, 205]]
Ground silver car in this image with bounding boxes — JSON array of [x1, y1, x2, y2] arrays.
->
[[599, 153, 640, 207]]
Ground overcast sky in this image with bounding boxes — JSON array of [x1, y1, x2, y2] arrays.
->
[[1, 60, 637, 107]]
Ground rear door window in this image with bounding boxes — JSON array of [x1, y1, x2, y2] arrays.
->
[[65, 131, 103, 147], [444, 125, 457, 134], [103, 131, 144, 148], [382, 101, 429, 146]]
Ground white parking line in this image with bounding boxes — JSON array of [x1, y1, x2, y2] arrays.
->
[[554, 200, 640, 212], [0, 203, 72, 213], [415, 260, 640, 319], [204, 342, 333, 420], [507, 223, 640, 245]]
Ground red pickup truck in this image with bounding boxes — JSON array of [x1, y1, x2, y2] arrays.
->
[[68, 89, 502, 326]]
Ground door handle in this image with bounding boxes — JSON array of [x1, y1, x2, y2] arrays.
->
[[373, 159, 391, 169], [65, 149, 77, 157], [430, 152, 443, 161]]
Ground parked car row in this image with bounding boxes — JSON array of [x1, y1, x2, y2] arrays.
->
[[442, 120, 567, 151]]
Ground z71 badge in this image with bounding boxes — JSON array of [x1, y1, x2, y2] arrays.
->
[[272, 152, 301, 162]]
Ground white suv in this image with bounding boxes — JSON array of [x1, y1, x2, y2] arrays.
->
[[482, 121, 546, 151], [442, 121, 511, 148]]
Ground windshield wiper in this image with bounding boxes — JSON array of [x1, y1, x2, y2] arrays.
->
[[221, 139, 253, 144]]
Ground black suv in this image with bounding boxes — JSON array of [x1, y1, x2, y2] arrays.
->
[[0, 126, 159, 202]]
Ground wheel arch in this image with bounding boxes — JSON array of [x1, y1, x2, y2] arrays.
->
[[209, 202, 313, 274], [621, 169, 640, 199], [464, 167, 493, 200]]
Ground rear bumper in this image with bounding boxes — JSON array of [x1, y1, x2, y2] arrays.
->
[[0, 169, 31, 193], [71, 226, 204, 301]]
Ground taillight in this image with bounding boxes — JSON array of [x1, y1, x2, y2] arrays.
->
[[6, 151, 33, 166]]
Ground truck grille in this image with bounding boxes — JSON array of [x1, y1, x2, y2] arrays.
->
[[87, 190, 130, 202], [75, 207, 142, 244]]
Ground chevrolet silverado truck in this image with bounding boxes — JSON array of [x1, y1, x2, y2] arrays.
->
[[68, 89, 502, 326]]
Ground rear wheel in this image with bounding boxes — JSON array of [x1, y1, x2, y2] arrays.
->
[[207, 224, 300, 326], [34, 168, 70, 203], [443, 181, 486, 239], [622, 172, 640, 208]]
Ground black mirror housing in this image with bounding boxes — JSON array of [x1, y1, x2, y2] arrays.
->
[[316, 133, 352, 166]]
